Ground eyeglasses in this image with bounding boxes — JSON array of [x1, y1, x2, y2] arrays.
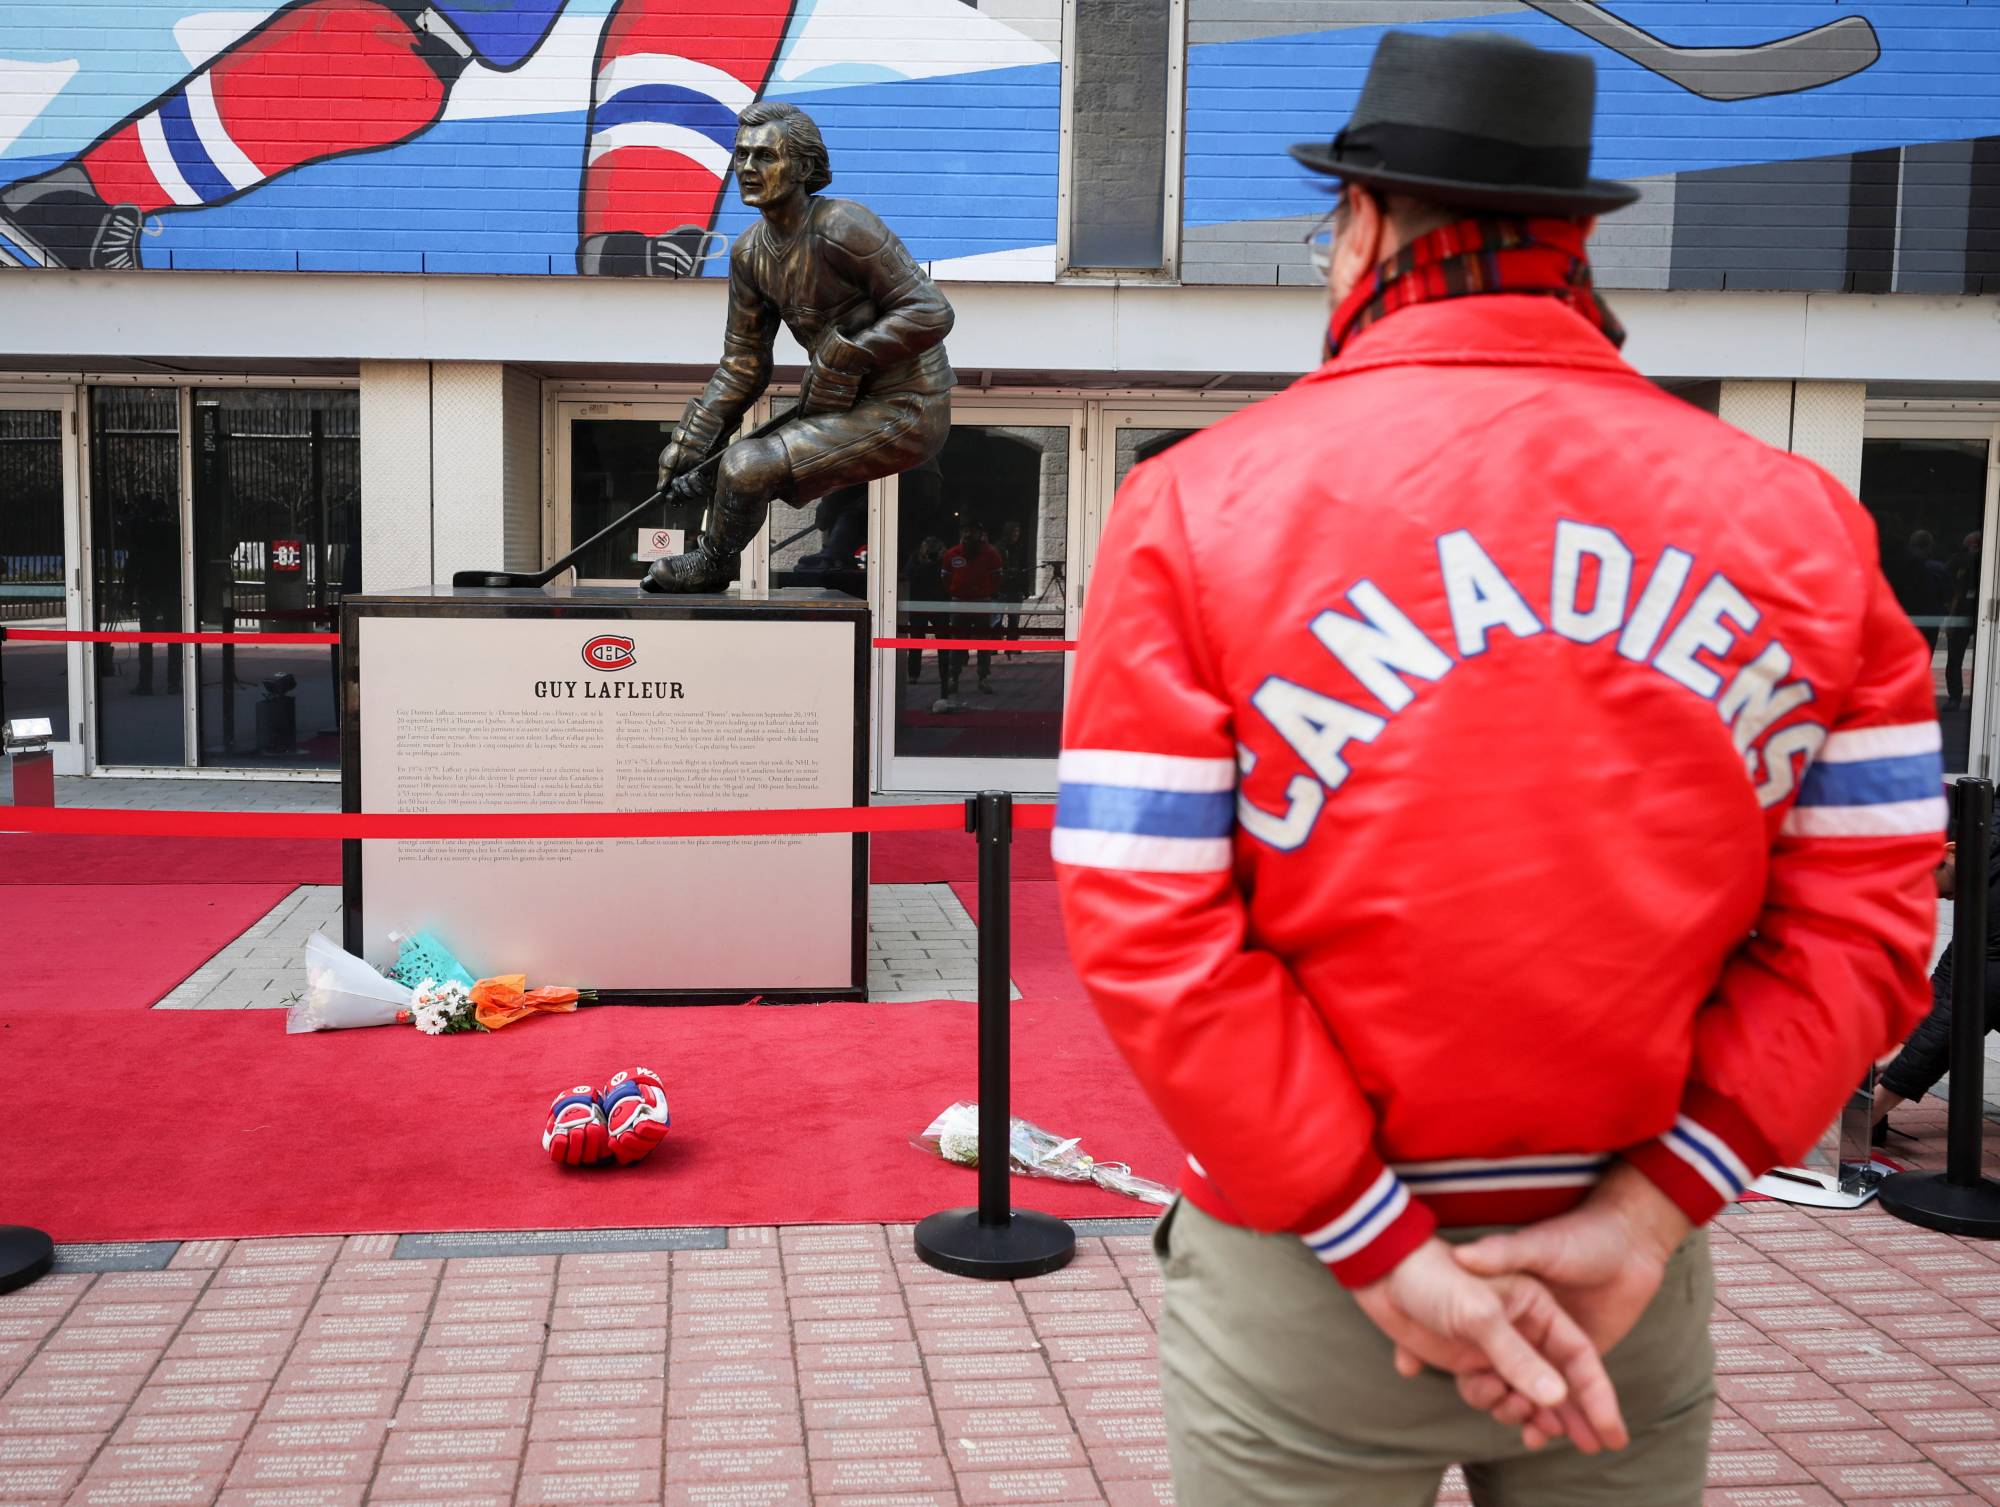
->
[[1302, 191, 1347, 276]]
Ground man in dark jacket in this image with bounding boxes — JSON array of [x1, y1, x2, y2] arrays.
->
[[1877, 830, 2000, 1127]]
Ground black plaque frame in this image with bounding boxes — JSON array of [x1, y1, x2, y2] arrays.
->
[[340, 586, 871, 1005]]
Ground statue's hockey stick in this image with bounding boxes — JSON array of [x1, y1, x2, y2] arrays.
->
[[1523, 1, 1880, 102], [452, 403, 802, 589]]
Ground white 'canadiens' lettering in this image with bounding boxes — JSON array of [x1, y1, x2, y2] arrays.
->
[[1550, 521, 1632, 644], [1719, 643, 1813, 755], [1753, 721, 1828, 808], [1653, 574, 1759, 698], [1437, 529, 1543, 656], [1236, 745, 1323, 851], [1617, 546, 1694, 663], [1231, 523, 1836, 851], [1250, 677, 1385, 792], [1308, 580, 1453, 713]]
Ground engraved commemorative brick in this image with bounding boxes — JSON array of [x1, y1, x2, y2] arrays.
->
[[782, 1273, 896, 1299], [94, 1441, 242, 1477], [547, 1283, 660, 1310], [269, 1362, 408, 1393], [1089, 1440, 1171, 1479], [368, 1458, 520, 1497], [184, 1309, 307, 1336], [793, 1370, 927, 1402], [225, 1449, 375, 1485], [70, 1472, 229, 1505], [256, 1389, 398, 1422], [535, 1379, 667, 1412], [514, 1467, 659, 1504], [787, 1297, 905, 1324], [662, 1479, 808, 1507], [403, 1372, 535, 1401], [1702, 1450, 1814, 1487], [1038, 1333, 1154, 1365], [679, 1269, 782, 1293], [672, 1249, 778, 1270], [1049, 1359, 1154, 1390], [420, 1321, 546, 1350], [548, 1306, 667, 1334], [666, 1416, 802, 1450], [944, 1433, 1088, 1471], [668, 1444, 808, 1482], [1875, 1405, 2000, 1440], [936, 1408, 1069, 1440], [244, 1419, 390, 1454], [666, 1359, 793, 1390], [413, 1345, 543, 1375], [0, 1400, 125, 1433], [560, 1252, 672, 1281], [526, 1407, 660, 1442], [402, 1395, 532, 1431], [806, 1425, 942, 1460], [521, 1437, 660, 1474], [805, 1455, 949, 1494], [380, 1428, 526, 1463], [799, 1397, 932, 1431], [540, 1355, 663, 1384], [214, 1485, 364, 1507], [546, 1327, 665, 1359], [114, 1407, 258, 1447], [667, 1336, 786, 1364], [1809, 1462, 1957, 1496], [0, 1432, 106, 1464], [311, 1289, 434, 1318], [4, 1370, 147, 1405], [1727, 1400, 1872, 1433], [670, 1313, 786, 1339], [446, 1256, 559, 1277], [667, 1385, 799, 1418], [953, 1467, 1101, 1504], [151, 1355, 287, 1387]]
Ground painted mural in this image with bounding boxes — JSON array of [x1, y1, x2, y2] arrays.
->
[[0, 0, 1993, 288]]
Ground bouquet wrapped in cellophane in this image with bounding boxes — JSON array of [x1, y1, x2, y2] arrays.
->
[[914, 1101, 1173, 1206], [288, 933, 414, 1034]]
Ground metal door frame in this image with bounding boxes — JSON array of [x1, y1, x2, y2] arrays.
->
[[0, 387, 85, 776], [873, 400, 1083, 795], [549, 392, 771, 592], [1863, 407, 2000, 778], [1081, 400, 1246, 601]]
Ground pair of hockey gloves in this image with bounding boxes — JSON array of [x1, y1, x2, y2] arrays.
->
[[543, 1067, 670, 1167]]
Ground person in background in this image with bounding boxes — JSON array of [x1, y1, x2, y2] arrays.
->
[[901, 533, 945, 682], [938, 518, 1003, 703], [1874, 827, 2000, 1138], [1945, 531, 1980, 709], [999, 519, 1033, 655], [1054, 28, 1943, 1506]]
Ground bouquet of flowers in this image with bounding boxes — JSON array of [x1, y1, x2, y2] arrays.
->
[[410, 977, 481, 1035], [288, 933, 414, 1034], [914, 1101, 1174, 1206]]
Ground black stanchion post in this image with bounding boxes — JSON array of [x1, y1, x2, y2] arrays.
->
[[1880, 775, 2000, 1238], [914, 790, 1076, 1279]]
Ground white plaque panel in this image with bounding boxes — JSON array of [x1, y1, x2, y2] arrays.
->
[[352, 609, 860, 995]]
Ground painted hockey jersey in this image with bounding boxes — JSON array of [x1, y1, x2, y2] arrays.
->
[[1055, 294, 1945, 1288]]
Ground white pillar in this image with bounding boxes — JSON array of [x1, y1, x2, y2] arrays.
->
[[1716, 380, 1795, 451], [1786, 381, 1867, 495], [359, 360, 434, 592], [359, 360, 542, 590]]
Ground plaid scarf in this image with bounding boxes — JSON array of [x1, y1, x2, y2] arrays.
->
[[1326, 215, 1626, 359]]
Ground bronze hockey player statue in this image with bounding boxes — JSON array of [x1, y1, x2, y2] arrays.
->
[[643, 102, 955, 593]]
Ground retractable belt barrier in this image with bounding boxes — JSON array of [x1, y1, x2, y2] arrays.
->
[[1, 628, 1075, 652]]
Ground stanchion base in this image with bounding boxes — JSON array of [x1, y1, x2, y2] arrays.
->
[[913, 1208, 1075, 1280], [1878, 1172, 2000, 1238], [0, 1227, 53, 1295]]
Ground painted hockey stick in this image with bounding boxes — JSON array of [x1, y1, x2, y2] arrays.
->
[[1523, 1, 1880, 102]]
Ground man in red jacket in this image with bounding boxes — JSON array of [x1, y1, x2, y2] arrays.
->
[[1055, 29, 1943, 1507]]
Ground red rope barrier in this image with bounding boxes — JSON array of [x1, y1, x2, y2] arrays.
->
[[873, 638, 1076, 652], [1, 802, 1058, 841], [5, 629, 340, 646]]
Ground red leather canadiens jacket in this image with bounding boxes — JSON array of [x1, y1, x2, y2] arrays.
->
[[1055, 295, 1944, 1288]]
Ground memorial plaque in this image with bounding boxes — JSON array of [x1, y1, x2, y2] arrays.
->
[[1062, 1220, 1159, 1238], [397, 1228, 723, 1261], [52, 1243, 179, 1273], [344, 591, 869, 1003]]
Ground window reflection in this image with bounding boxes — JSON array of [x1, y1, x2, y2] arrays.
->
[[1860, 438, 1988, 772]]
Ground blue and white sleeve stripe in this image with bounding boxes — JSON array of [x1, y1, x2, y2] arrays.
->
[[1053, 750, 1236, 873], [1781, 722, 1945, 838], [1661, 1115, 1752, 1204], [1301, 1169, 1411, 1267]]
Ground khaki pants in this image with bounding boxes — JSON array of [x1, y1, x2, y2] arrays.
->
[[1155, 1199, 1714, 1507]]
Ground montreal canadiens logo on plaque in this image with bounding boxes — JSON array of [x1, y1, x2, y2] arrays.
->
[[582, 635, 637, 672]]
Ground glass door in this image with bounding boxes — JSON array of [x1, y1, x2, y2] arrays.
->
[[0, 390, 83, 774], [1080, 405, 1240, 613], [190, 390, 359, 770], [553, 398, 767, 591], [1859, 421, 2000, 776], [876, 409, 1080, 793]]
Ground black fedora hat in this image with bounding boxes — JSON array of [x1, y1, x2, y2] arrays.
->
[[1290, 30, 1639, 216]]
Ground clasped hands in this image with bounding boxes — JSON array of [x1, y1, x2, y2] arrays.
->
[[1352, 1163, 1692, 1456]]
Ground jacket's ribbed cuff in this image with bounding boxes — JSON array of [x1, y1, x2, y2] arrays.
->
[[1296, 1165, 1436, 1289], [1624, 1090, 1772, 1226]]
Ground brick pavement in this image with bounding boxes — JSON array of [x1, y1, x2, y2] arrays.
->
[[2, 1102, 1998, 1506]]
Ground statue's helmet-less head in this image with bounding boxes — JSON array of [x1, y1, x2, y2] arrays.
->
[[733, 101, 833, 207]]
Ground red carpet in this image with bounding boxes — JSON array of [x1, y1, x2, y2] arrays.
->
[[952, 880, 1084, 1000], [4, 997, 1179, 1242], [0, 834, 339, 885], [10, 883, 296, 1010], [871, 826, 1054, 883]]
